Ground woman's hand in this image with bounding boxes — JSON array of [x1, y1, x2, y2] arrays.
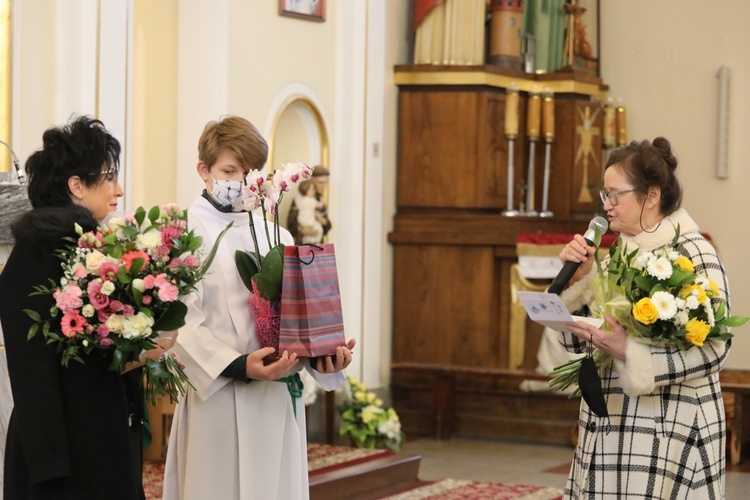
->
[[315, 338, 356, 373], [245, 348, 299, 381], [566, 314, 628, 361], [123, 331, 179, 372], [559, 233, 596, 286]]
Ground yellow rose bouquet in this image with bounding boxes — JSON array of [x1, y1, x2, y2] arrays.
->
[[549, 227, 747, 396]]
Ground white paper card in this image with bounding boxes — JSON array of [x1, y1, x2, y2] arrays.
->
[[515, 291, 604, 333]]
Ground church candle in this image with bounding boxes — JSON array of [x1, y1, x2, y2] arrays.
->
[[616, 106, 627, 146], [504, 89, 519, 138], [527, 93, 541, 140], [542, 93, 555, 142], [603, 104, 616, 148]]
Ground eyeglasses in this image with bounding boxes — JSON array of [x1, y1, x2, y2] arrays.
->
[[599, 188, 636, 206]]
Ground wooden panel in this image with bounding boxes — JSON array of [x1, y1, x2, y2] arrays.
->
[[397, 90, 479, 208], [392, 244, 499, 367]]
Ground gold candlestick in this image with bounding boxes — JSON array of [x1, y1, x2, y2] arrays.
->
[[616, 105, 627, 147]]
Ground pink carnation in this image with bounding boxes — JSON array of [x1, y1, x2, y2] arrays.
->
[[142, 275, 156, 289], [61, 310, 88, 338], [109, 300, 124, 312], [100, 338, 114, 347], [154, 274, 169, 288], [72, 264, 87, 280], [162, 226, 183, 247], [87, 281, 110, 310], [97, 324, 110, 337], [122, 305, 135, 317], [169, 258, 183, 270], [184, 255, 199, 268], [54, 285, 84, 313], [141, 295, 152, 305], [157, 283, 179, 302]]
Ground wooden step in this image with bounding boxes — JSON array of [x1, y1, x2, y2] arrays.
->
[[309, 452, 422, 500]]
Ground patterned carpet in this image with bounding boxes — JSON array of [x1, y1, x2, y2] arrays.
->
[[143, 445, 564, 499]]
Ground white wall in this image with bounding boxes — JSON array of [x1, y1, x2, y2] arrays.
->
[[600, 0, 750, 368]]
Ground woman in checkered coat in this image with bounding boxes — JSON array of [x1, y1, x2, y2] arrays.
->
[[557, 138, 730, 499]]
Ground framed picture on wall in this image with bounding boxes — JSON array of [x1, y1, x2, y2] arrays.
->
[[278, 0, 325, 22]]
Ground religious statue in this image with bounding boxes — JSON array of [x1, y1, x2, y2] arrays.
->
[[286, 166, 332, 245]]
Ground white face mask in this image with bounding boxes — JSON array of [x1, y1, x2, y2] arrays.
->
[[208, 174, 245, 212]]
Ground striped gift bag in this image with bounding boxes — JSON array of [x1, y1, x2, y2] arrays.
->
[[279, 244, 346, 357]]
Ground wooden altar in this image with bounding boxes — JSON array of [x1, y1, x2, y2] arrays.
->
[[388, 65, 608, 444]]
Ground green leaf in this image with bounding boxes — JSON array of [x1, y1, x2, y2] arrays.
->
[[720, 316, 749, 328], [129, 257, 145, 276], [118, 265, 132, 284], [253, 273, 281, 303], [196, 222, 233, 279], [153, 300, 188, 332], [235, 250, 260, 292], [257, 244, 284, 284], [27, 323, 39, 340], [148, 205, 161, 224], [24, 309, 42, 322], [134, 206, 146, 227]]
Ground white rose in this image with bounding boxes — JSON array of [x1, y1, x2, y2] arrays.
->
[[82, 304, 95, 317], [136, 231, 162, 250], [100, 281, 116, 296], [105, 314, 125, 334], [132, 278, 145, 293], [122, 312, 154, 339], [85, 250, 108, 273]]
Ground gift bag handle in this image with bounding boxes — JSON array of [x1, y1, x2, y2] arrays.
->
[[298, 244, 324, 265]]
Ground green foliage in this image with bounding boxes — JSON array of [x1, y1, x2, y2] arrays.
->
[[338, 377, 404, 451]]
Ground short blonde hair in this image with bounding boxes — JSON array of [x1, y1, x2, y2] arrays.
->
[[198, 115, 267, 172]]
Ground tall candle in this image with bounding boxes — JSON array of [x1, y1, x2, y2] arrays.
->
[[603, 104, 615, 148], [542, 92, 555, 142], [527, 93, 541, 140], [616, 106, 627, 146], [504, 89, 519, 138]]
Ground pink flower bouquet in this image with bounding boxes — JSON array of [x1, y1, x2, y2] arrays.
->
[[25, 203, 230, 403]]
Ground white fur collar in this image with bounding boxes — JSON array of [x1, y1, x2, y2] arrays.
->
[[618, 208, 699, 253]]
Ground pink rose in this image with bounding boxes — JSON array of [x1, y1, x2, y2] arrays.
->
[[122, 305, 135, 317], [109, 300, 124, 312], [141, 295, 152, 305], [97, 324, 110, 337], [97, 309, 111, 323]]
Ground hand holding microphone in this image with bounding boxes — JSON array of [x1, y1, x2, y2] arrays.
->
[[548, 216, 608, 295]]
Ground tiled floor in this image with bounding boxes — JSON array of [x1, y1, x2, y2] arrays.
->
[[401, 437, 750, 498]]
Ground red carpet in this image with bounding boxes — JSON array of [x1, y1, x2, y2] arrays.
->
[[143, 446, 565, 499]]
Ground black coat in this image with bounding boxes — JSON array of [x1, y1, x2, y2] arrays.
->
[[0, 205, 140, 500]]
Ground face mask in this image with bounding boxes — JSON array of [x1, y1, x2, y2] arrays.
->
[[208, 174, 245, 212]]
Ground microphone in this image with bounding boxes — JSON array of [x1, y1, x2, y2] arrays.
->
[[0, 138, 24, 184], [547, 216, 608, 295]]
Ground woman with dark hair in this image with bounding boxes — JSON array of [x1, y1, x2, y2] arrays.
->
[[556, 137, 730, 498], [0, 116, 143, 499]]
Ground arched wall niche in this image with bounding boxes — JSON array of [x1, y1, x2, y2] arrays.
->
[[266, 89, 330, 237]]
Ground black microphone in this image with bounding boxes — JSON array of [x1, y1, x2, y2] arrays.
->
[[547, 216, 608, 295]]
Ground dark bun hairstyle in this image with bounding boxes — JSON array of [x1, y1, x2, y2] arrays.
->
[[604, 136, 682, 215]]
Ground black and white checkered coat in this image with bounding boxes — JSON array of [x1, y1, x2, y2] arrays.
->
[[559, 209, 730, 499]]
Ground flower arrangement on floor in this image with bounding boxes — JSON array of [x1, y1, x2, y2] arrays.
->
[[549, 228, 747, 396], [25, 203, 230, 404], [234, 162, 312, 350], [338, 376, 404, 451]]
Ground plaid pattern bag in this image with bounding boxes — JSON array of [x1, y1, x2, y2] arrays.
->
[[279, 244, 346, 357]]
